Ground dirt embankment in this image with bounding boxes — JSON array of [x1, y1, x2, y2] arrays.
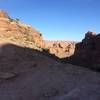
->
[[0, 43, 100, 100]]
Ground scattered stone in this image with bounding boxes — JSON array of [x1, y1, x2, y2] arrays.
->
[[43, 88, 59, 97], [0, 72, 17, 80]]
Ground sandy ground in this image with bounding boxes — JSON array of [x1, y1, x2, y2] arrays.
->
[[0, 41, 100, 100]]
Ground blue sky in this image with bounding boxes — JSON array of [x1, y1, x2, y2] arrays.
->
[[0, 0, 100, 41]]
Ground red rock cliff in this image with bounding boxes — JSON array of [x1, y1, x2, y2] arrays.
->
[[0, 10, 45, 49]]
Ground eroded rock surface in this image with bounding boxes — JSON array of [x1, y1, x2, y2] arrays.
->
[[0, 10, 45, 49], [67, 31, 100, 71], [45, 41, 76, 58]]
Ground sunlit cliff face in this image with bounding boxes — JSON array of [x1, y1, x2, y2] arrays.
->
[[0, 10, 45, 49], [45, 41, 76, 58]]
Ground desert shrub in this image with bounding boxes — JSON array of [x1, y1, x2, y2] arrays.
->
[[9, 18, 20, 23], [9, 18, 15, 22]]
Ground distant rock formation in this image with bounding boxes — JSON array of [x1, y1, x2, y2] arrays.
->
[[67, 31, 100, 71], [0, 10, 45, 50], [45, 41, 76, 58]]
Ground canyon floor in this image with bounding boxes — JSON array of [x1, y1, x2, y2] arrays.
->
[[0, 41, 100, 100]]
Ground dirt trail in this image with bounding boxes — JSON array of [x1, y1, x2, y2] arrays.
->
[[0, 42, 100, 100]]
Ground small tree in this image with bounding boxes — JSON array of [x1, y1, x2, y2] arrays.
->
[[16, 18, 20, 22]]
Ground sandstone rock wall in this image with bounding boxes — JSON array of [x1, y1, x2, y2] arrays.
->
[[67, 31, 100, 71], [0, 10, 45, 49], [45, 41, 76, 58]]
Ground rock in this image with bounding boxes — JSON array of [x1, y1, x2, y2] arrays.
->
[[0, 72, 17, 80], [45, 41, 76, 58], [85, 31, 96, 38], [0, 10, 10, 18], [43, 88, 59, 97], [0, 10, 45, 50], [67, 31, 100, 71]]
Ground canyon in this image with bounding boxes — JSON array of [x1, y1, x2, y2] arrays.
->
[[0, 10, 100, 100]]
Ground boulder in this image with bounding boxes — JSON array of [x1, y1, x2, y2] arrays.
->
[[0, 10, 10, 18]]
